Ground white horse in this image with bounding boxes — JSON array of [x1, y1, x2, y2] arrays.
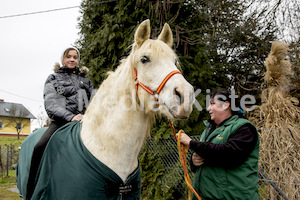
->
[[17, 19, 194, 200]]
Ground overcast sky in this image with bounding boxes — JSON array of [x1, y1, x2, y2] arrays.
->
[[0, 0, 82, 131]]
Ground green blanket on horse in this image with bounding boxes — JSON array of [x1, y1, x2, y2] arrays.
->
[[17, 121, 141, 200]]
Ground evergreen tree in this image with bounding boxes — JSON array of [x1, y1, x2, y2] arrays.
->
[[77, 0, 148, 87]]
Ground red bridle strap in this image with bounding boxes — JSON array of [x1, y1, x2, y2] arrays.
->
[[134, 68, 182, 97]]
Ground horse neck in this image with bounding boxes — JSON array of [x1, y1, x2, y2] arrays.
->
[[81, 58, 154, 181]]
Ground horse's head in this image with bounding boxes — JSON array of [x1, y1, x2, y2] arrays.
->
[[130, 19, 194, 120]]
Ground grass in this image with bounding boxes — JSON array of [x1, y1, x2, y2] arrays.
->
[[0, 136, 26, 147], [0, 170, 21, 200], [0, 136, 26, 199]]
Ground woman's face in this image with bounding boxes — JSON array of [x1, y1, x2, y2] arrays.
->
[[207, 97, 229, 124], [62, 50, 79, 69]]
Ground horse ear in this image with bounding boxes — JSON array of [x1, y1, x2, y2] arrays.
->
[[134, 19, 151, 48], [158, 23, 173, 47]]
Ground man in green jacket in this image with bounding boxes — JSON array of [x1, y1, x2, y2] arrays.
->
[[178, 89, 259, 200]]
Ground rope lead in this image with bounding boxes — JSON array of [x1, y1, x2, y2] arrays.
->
[[169, 120, 202, 200]]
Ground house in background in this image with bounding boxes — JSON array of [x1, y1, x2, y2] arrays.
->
[[0, 99, 36, 136]]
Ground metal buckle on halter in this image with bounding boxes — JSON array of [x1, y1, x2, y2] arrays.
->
[[153, 92, 159, 108], [134, 68, 182, 109], [153, 92, 159, 101]]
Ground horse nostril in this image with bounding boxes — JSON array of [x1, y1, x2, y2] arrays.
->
[[174, 88, 184, 105]]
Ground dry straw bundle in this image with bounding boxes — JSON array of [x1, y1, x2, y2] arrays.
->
[[249, 41, 300, 199]]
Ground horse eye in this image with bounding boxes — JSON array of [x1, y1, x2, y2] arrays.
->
[[141, 56, 150, 64]]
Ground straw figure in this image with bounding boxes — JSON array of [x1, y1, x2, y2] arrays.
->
[[249, 41, 300, 199]]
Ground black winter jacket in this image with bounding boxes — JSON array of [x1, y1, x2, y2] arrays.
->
[[44, 66, 94, 123]]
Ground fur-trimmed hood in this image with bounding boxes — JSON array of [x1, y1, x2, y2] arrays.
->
[[53, 62, 89, 76]]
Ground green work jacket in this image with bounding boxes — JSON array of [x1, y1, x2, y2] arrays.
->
[[192, 115, 259, 200]]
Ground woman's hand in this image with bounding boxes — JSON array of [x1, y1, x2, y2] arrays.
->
[[176, 132, 192, 147], [192, 153, 205, 166], [71, 114, 83, 121]]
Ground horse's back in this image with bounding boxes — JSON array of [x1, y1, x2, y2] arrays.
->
[[16, 127, 47, 199]]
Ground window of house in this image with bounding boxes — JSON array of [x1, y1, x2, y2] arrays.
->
[[16, 122, 23, 130], [0, 121, 3, 129]]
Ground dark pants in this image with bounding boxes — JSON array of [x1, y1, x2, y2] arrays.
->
[[26, 121, 66, 200]]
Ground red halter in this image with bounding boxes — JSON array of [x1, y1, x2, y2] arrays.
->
[[134, 68, 182, 105]]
